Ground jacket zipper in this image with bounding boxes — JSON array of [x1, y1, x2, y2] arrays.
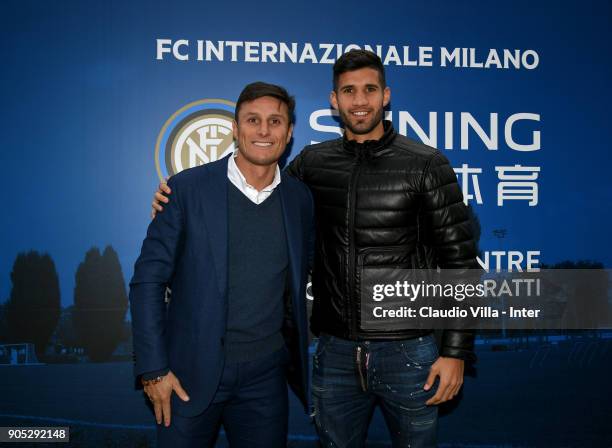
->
[[347, 153, 363, 339]]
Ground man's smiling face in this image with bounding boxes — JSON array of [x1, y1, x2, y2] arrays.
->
[[233, 95, 293, 168], [331, 67, 390, 142]]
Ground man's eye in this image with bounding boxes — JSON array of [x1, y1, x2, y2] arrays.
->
[[247, 117, 258, 123], [271, 119, 280, 125], [343, 88, 353, 94], [367, 86, 378, 92]]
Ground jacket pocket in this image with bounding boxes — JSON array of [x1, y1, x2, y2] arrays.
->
[[356, 246, 428, 332], [357, 244, 418, 268]]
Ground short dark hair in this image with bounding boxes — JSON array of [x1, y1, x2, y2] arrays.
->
[[235, 81, 295, 124], [333, 49, 386, 91]]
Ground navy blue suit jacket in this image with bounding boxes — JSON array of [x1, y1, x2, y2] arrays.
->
[[130, 156, 314, 417]]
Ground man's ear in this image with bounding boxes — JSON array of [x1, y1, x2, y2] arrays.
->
[[286, 123, 294, 144], [232, 119, 238, 140], [330, 90, 339, 110], [383, 87, 391, 107]]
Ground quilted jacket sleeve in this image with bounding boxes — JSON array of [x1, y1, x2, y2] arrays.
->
[[421, 151, 479, 361]]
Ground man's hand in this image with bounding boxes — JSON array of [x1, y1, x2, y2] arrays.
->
[[424, 357, 464, 405], [143, 371, 190, 427], [151, 180, 171, 219]]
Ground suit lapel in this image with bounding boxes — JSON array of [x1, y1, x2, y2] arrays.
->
[[279, 175, 307, 332], [279, 175, 302, 289], [201, 157, 229, 297], [279, 175, 309, 390]]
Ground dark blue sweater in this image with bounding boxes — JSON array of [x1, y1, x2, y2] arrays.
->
[[224, 182, 288, 362]]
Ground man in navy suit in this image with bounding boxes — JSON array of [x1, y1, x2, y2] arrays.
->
[[130, 82, 314, 448]]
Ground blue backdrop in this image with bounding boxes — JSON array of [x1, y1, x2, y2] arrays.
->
[[1, 1, 611, 446], [2, 1, 611, 304]]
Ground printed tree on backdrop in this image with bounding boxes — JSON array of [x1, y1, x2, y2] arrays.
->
[[4, 251, 61, 356], [73, 246, 128, 362], [54, 305, 79, 350]]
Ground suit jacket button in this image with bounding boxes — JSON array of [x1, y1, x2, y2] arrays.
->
[[220, 337, 224, 347]]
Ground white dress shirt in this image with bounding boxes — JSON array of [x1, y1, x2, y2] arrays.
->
[[227, 152, 282, 205]]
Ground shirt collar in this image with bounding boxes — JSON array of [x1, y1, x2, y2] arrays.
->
[[227, 151, 281, 193]]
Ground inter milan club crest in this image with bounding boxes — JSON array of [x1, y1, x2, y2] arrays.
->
[[155, 99, 236, 180]]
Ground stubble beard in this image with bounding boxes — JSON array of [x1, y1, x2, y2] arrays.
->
[[340, 107, 384, 139]]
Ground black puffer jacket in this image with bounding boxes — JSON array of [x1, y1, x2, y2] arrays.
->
[[286, 121, 479, 360]]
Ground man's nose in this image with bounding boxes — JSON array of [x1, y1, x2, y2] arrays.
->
[[257, 121, 270, 136], [353, 90, 368, 106]]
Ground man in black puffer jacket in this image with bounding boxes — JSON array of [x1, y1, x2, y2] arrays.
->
[[285, 50, 479, 448]]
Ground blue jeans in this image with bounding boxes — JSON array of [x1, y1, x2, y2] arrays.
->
[[312, 334, 439, 448], [157, 348, 288, 448]]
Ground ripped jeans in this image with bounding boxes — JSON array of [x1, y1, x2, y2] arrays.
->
[[311, 333, 439, 448]]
